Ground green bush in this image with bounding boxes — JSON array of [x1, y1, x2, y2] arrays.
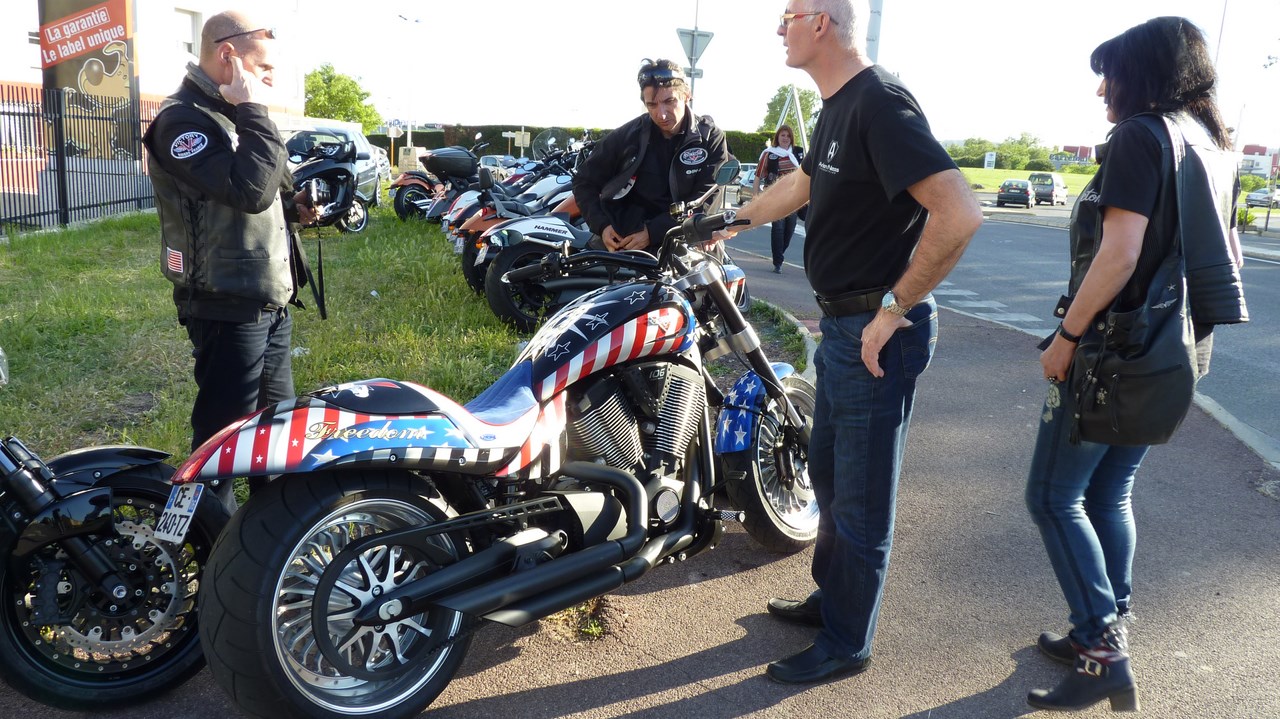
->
[[1024, 159, 1054, 171], [1238, 174, 1268, 194], [1238, 206, 1256, 227]]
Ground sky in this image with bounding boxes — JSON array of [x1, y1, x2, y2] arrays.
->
[[279, 0, 1279, 151]]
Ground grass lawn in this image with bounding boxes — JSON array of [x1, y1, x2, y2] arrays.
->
[[0, 199, 522, 459], [0, 196, 803, 467]]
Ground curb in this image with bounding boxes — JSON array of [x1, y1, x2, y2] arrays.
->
[[759, 300, 818, 386]]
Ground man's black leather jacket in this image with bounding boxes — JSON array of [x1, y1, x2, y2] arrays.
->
[[572, 109, 729, 249]]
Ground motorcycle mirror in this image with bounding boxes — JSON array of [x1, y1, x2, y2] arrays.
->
[[714, 159, 741, 186], [474, 132, 483, 141]]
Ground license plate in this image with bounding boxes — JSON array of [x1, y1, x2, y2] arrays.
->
[[154, 483, 204, 544], [474, 245, 489, 265]]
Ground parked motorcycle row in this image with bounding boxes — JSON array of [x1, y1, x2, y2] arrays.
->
[[0, 156, 818, 718], [395, 129, 753, 332]]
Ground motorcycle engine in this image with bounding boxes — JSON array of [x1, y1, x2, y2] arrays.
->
[[304, 177, 332, 205], [566, 362, 705, 524]]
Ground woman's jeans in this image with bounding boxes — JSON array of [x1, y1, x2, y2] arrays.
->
[[770, 212, 798, 267], [1025, 382, 1149, 646], [807, 299, 937, 662]]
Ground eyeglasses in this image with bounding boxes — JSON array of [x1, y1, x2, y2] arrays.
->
[[637, 65, 687, 88], [213, 27, 276, 43], [779, 11, 833, 29]]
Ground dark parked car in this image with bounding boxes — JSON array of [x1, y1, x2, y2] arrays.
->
[[287, 127, 380, 206], [996, 179, 1034, 209], [734, 163, 758, 206], [1028, 172, 1068, 205]]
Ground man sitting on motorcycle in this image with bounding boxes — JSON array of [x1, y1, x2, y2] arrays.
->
[[572, 58, 730, 252]]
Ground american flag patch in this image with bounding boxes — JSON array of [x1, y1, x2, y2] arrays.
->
[[166, 247, 184, 274]]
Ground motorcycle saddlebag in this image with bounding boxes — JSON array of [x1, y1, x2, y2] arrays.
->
[[426, 147, 478, 178]]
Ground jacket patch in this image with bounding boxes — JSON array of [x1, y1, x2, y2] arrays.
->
[[170, 131, 208, 159], [680, 147, 708, 166], [166, 247, 184, 274]]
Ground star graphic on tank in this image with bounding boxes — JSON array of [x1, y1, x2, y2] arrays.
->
[[734, 429, 747, 445], [583, 312, 610, 330], [625, 290, 647, 305], [445, 427, 467, 442], [547, 341, 573, 360], [309, 449, 339, 463]]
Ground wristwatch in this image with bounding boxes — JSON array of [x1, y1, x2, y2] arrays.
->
[[881, 290, 911, 317]]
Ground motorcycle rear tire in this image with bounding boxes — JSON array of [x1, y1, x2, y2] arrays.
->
[[393, 185, 431, 221], [199, 471, 472, 719], [0, 466, 230, 710], [484, 244, 556, 333], [337, 199, 369, 233], [722, 374, 819, 553]]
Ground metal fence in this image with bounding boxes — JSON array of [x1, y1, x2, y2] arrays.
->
[[1, 83, 160, 232]]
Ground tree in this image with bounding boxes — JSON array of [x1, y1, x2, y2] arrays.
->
[[759, 85, 821, 139], [304, 64, 382, 134]]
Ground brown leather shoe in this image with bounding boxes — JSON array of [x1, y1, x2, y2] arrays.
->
[[766, 596, 823, 627]]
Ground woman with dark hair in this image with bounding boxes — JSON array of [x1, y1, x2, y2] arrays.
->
[[754, 124, 804, 272], [1024, 16, 1246, 712]]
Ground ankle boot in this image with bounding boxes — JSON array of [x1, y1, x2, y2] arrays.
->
[[1037, 631, 1076, 666], [1027, 624, 1139, 712], [1038, 610, 1136, 667]]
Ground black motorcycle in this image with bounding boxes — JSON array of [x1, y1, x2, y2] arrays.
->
[[289, 138, 369, 233], [0, 436, 229, 709], [392, 134, 488, 223]]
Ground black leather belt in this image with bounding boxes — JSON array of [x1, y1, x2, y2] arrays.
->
[[814, 287, 887, 317]]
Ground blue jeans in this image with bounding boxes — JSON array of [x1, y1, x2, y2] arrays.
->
[[1025, 382, 1149, 646], [806, 298, 937, 662], [770, 212, 798, 267]]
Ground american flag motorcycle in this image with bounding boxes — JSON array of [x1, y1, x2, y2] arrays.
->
[[160, 161, 817, 719]]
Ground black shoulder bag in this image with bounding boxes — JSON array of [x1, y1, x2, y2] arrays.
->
[[1069, 115, 1197, 446]]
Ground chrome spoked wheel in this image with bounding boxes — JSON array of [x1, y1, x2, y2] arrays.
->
[[724, 375, 819, 553], [272, 498, 464, 715]]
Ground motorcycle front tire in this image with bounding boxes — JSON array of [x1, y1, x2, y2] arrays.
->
[[722, 374, 820, 553], [459, 236, 489, 295], [0, 466, 230, 710], [199, 470, 472, 719], [337, 199, 369, 233], [484, 244, 556, 333]]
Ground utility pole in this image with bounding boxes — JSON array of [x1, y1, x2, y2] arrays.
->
[[866, 0, 883, 63], [677, 0, 712, 97]]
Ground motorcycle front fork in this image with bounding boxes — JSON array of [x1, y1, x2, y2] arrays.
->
[[0, 438, 135, 603]]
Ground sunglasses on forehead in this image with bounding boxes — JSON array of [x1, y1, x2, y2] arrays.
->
[[214, 27, 276, 43], [637, 65, 686, 88]]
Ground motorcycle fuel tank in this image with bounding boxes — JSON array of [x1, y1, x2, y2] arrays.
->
[[516, 280, 697, 401]]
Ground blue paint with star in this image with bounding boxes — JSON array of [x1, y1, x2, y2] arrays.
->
[[713, 362, 797, 454]]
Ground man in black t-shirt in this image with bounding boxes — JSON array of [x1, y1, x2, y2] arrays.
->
[[722, 0, 983, 685]]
